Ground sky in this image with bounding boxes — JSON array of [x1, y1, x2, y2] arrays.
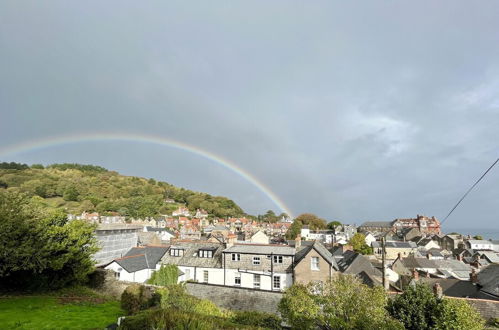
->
[[1, 1, 499, 231]]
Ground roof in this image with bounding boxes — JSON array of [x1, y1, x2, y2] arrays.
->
[[480, 251, 499, 263], [337, 252, 381, 278], [399, 256, 438, 269], [161, 241, 224, 268], [478, 264, 499, 297], [372, 241, 417, 249], [359, 221, 393, 228], [115, 245, 169, 273], [416, 278, 481, 298], [145, 226, 175, 235], [468, 240, 493, 246], [224, 244, 295, 256]]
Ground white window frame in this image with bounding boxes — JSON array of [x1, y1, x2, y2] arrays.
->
[[234, 273, 241, 286], [273, 255, 283, 264], [170, 248, 184, 257], [253, 274, 261, 289], [203, 270, 209, 283], [273, 275, 281, 290], [231, 253, 241, 261], [311, 257, 320, 270], [252, 256, 261, 265]]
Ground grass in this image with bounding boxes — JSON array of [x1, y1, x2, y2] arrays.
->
[[0, 287, 123, 330]]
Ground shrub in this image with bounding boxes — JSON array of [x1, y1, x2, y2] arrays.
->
[[120, 284, 159, 315], [230, 310, 282, 329], [147, 264, 179, 286]]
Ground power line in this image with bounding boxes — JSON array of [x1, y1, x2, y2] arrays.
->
[[441, 157, 499, 225]]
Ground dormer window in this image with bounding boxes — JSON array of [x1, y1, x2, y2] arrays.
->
[[170, 248, 184, 257], [198, 248, 216, 258]]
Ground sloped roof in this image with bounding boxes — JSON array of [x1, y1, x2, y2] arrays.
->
[[478, 264, 499, 297], [224, 244, 295, 256], [416, 278, 481, 298], [400, 256, 438, 269], [359, 221, 393, 228], [115, 254, 149, 273], [481, 251, 499, 263], [161, 241, 224, 268], [337, 252, 381, 278], [294, 241, 338, 270]]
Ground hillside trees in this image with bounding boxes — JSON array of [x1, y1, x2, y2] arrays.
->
[[0, 191, 98, 290], [286, 213, 327, 239]]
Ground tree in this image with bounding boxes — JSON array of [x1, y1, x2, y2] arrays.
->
[[387, 283, 484, 330], [0, 191, 98, 290], [473, 235, 483, 240], [63, 186, 79, 201], [327, 221, 342, 230], [147, 264, 179, 286], [349, 233, 373, 255], [279, 275, 402, 330], [295, 213, 327, 229]]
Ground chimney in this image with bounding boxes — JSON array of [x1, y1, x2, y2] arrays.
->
[[470, 268, 478, 284], [412, 268, 419, 281], [397, 252, 402, 260], [433, 283, 443, 299], [226, 234, 236, 248], [457, 254, 463, 262], [426, 252, 432, 260], [295, 234, 301, 248]]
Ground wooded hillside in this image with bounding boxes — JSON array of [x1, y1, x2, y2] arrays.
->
[[0, 162, 246, 218]]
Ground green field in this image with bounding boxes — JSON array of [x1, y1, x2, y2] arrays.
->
[[0, 294, 123, 330]]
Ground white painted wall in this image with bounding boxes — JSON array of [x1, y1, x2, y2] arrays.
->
[[105, 262, 157, 283]]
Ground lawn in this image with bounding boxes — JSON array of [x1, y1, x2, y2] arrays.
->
[[0, 291, 123, 330]]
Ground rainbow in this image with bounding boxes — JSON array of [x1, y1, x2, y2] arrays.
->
[[0, 132, 294, 218]]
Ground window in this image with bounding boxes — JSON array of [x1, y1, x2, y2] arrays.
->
[[253, 274, 261, 289], [311, 257, 320, 270], [199, 249, 213, 258], [235, 273, 241, 286], [273, 255, 283, 264], [273, 275, 281, 290], [252, 256, 261, 265], [170, 248, 184, 257], [231, 253, 241, 261], [203, 270, 209, 283]]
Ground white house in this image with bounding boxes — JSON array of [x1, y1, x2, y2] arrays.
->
[[249, 230, 270, 244], [143, 226, 176, 241], [466, 240, 494, 251], [105, 245, 169, 283], [300, 226, 335, 244], [364, 233, 376, 247]]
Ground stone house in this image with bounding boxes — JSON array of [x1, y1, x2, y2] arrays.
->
[[372, 241, 417, 259], [294, 240, 338, 284], [222, 244, 295, 291]]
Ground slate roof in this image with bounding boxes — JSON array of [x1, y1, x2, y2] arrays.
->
[[359, 221, 393, 228], [372, 241, 417, 249], [415, 278, 482, 298], [477, 264, 499, 297], [400, 256, 438, 269], [337, 252, 381, 278], [115, 245, 169, 273], [224, 244, 295, 256], [480, 251, 499, 263], [145, 226, 175, 236], [161, 241, 224, 268]]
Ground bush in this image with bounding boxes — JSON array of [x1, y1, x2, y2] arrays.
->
[[230, 310, 282, 329], [118, 308, 250, 330], [147, 264, 179, 286], [120, 284, 159, 315], [86, 269, 106, 289]]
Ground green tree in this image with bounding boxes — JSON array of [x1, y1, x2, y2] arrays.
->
[[63, 186, 79, 201], [388, 283, 484, 330], [279, 275, 402, 330], [147, 264, 179, 286], [0, 191, 98, 290], [327, 220, 342, 230], [349, 233, 373, 255], [473, 235, 483, 240]]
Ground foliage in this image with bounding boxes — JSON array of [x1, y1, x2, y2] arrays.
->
[[147, 264, 180, 286], [387, 283, 484, 330], [279, 275, 401, 330], [327, 220, 342, 230], [0, 163, 247, 218], [229, 310, 282, 329], [0, 293, 122, 329], [285, 213, 327, 239], [120, 284, 159, 315], [433, 298, 485, 330], [473, 235, 483, 240], [0, 191, 98, 290], [349, 233, 373, 255], [488, 317, 499, 328]]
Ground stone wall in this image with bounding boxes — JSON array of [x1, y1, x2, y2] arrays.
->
[[185, 282, 283, 314]]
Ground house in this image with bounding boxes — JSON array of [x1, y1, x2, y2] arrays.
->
[[372, 241, 417, 259], [105, 245, 169, 283], [364, 233, 376, 247], [392, 215, 441, 235], [294, 240, 338, 284], [358, 221, 393, 233], [249, 230, 270, 244], [300, 226, 335, 244], [392, 255, 472, 280], [143, 226, 176, 241], [490, 240, 499, 252], [336, 252, 382, 286], [160, 240, 225, 284], [477, 264, 499, 299], [440, 234, 464, 252], [172, 207, 191, 217], [415, 237, 441, 250], [195, 209, 209, 219], [466, 240, 494, 251], [222, 244, 295, 291]]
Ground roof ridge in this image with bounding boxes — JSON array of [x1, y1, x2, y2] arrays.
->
[[116, 254, 145, 261]]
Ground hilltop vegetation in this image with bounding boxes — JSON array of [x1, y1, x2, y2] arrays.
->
[[0, 162, 245, 218]]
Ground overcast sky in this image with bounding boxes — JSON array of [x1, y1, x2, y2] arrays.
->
[[1, 1, 499, 230]]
